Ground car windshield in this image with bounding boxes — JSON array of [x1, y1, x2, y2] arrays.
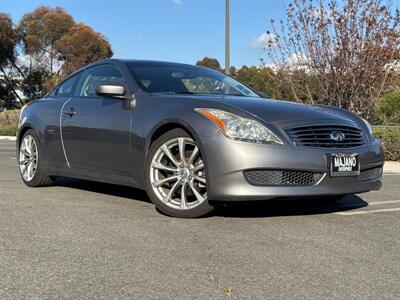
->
[[128, 62, 260, 97]]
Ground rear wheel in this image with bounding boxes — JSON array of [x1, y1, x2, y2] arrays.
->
[[19, 129, 54, 187], [145, 129, 214, 218]]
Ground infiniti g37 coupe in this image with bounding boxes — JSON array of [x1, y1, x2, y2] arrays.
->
[[16, 59, 384, 218]]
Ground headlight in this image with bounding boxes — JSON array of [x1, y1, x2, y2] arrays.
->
[[195, 108, 283, 144], [361, 118, 373, 138]]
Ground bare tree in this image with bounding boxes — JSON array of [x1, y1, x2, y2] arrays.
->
[[265, 0, 400, 119]]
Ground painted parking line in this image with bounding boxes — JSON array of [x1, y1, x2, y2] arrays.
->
[[367, 200, 400, 206], [0, 136, 16, 141], [335, 208, 400, 215], [334, 199, 400, 215]]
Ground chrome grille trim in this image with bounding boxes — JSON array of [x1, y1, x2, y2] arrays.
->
[[286, 125, 365, 148]]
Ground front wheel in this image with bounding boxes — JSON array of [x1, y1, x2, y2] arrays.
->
[[19, 129, 54, 187], [145, 129, 214, 218]]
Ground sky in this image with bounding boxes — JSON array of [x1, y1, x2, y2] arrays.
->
[[1, 0, 289, 67]]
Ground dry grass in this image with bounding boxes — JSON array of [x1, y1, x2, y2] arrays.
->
[[0, 109, 20, 127], [0, 110, 20, 136]]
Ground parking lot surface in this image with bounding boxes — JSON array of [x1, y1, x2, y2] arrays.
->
[[0, 140, 399, 299]]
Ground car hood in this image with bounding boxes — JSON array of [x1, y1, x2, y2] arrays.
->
[[194, 95, 359, 127]]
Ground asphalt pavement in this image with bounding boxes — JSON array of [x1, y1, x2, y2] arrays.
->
[[0, 140, 399, 299]]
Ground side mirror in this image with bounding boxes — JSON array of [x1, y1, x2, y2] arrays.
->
[[258, 91, 269, 98], [95, 84, 129, 100]]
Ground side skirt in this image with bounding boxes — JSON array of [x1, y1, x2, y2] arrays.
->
[[45, 162, 145, 190]]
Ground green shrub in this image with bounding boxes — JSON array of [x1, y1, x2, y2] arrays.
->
[[375, 91, 400, 125], [373, 126, 400, 161]]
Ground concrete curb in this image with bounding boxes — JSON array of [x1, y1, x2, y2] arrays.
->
[[383, 162, 400, 174], [0, 136, 16, 141]]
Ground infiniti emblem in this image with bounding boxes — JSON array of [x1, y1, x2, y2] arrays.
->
[[330, 131, 346, 142]]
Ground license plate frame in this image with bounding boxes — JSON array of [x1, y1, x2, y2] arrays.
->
[[329, 153, 360, 177]]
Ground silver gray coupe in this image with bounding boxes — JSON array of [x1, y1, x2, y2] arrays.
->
[[17, 59, 384, 217]]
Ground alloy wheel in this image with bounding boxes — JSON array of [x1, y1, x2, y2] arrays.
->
[[150, 137, 207, 210], [19, 135, 38, 182]]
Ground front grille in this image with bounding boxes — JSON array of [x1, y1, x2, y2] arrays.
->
[[358, 167, 383, 182], [287, 125, 365, 148], [244, 170, 324, 186]]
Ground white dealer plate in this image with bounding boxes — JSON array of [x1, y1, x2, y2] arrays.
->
[[330, 153, 360, 177]]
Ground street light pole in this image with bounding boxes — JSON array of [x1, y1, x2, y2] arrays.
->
[[225, 0, 230, 75]]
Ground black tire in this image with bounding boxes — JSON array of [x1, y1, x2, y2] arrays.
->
[[18, 129, 55, 187], [144, 128, 215, 218]]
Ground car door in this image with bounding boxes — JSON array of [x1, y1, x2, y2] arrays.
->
[[44, 73, 81, 166], [60, 64, 133, 176]]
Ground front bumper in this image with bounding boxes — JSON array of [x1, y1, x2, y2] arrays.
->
[[200, 132, 384, 201]]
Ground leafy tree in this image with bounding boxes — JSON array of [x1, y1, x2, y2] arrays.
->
[[0, 80, 17, 108], [19, 69, 52, 102], [229, 66, 237, 76], [18, 6, 74, 73], [265, 0, 400, 119], [196, 57, 222, 71], [0, 13, 17, 66], [0, 6, 113, 107], [55, 24, 113, 76], [0, 13, 22, 107], [194, 57, 322, 102], [235, 66, 273, 95], [264, 67, 324, 103]]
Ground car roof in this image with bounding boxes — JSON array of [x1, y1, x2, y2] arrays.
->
[[67, 58, 200, 79], [86, 58, 197, 70]]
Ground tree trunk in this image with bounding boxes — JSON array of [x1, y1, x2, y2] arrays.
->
[[0, 67, 25, 105]]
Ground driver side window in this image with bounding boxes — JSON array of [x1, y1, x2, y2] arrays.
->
[[76, 65, 125, 97]]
